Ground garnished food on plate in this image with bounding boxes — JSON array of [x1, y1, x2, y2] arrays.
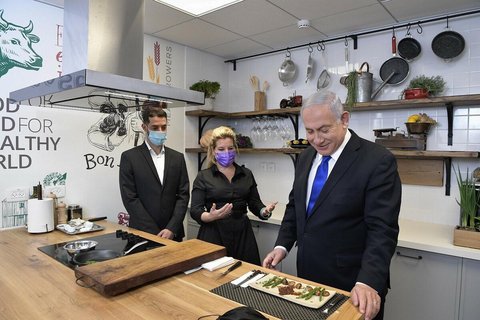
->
[[250, 273, 336, 309]]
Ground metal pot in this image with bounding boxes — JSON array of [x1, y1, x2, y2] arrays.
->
[[356, 62, 395, 102], [278, 51, 297, 86], [305, 49, 314, 83]]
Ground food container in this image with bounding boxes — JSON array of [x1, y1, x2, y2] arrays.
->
[[67, 204, 83, 220]]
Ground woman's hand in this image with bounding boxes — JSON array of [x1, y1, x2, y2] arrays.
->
[[201, 203, 233, 222], [262, 201, 278, 218]]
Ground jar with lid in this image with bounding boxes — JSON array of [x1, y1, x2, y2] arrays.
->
[[67, 204, 83, 221]]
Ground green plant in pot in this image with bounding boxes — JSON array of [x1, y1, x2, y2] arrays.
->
[[404, 75, 446, 99], [454, 165, 480, 230], [189, 80, 221, 99]]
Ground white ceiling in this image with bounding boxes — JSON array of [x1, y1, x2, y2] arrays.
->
[[38, 0, 480, 59]]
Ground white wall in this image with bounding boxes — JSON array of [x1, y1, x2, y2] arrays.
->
[[220, 14, 480, 226], [1, 1, 479, 229]]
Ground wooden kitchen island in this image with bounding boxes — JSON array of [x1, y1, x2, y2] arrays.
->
[[0, 221, 362, 320]]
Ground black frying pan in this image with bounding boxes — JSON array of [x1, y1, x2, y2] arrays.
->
[[398, 37, 421, 61], [432, 30, 465, 60], [379, 31, 409, 85], [397, 25, 422, 61], [73, 249, 121, 265]]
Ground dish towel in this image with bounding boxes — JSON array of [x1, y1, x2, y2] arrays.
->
[[307, 155, 331, 217]]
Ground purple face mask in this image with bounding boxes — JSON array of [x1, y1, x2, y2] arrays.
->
[[215, 150, 236, 167]]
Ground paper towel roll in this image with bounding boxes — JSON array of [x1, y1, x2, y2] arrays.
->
[[27, 198, 54, 233]]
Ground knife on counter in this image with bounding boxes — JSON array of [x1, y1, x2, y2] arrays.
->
[[218, 260, 242, 277]]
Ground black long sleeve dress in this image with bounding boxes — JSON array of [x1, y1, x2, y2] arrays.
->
[[190, 163, 269, 265]]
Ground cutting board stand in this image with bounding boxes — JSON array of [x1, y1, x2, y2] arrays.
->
[[74, 239, 226, 296]]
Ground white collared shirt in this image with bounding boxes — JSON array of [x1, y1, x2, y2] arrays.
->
[[306, 130, 351, 208], [145, 142, 165, 184]]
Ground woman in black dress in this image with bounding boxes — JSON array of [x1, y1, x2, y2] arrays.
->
[[190, 126, 276, 265]]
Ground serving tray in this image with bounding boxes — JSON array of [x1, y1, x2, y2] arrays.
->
[[56, 223, 104, 235], [249, 273, 336, 309]]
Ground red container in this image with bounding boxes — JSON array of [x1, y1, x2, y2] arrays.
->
[[404, 88, 429, 99]]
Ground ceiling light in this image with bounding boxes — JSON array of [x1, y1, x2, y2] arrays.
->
[[154, 0, 243, 17], [297, 19, 310, 29]]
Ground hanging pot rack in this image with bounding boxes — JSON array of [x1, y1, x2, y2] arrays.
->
[[225, 9, 480, 71]]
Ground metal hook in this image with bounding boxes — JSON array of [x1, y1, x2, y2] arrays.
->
[[406, 23, 411, 36], [316, 41, 325, 52], [286, 48, 291, 58], [308, 44, 313, 53], [416, 22, 423, 34], [344, 37, 348, 47]]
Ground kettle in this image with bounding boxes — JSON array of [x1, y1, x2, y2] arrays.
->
[[355, 62, 395, 102]]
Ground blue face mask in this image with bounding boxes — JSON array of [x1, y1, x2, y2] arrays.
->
[[148, 131, 167, 146]]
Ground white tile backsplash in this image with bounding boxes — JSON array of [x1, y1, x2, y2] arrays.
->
[[223, 15, 480, 227]]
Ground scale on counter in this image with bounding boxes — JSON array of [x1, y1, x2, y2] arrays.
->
[[373, 127, 426, 150]]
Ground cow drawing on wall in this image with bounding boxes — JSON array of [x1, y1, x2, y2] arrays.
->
[[0, 9, 43, 77]]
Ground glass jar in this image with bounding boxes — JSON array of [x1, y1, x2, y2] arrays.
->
[[67, 204, 83, 221]]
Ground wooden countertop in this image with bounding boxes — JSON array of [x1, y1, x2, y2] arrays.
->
[[0, 221, 362, 320]]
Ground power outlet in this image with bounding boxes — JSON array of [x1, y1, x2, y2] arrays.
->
[[6, 187, 29, 202]]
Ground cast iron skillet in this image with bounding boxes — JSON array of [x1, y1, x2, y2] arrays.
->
[[379, 32, 409, 85], [432, 30, 465, 60]]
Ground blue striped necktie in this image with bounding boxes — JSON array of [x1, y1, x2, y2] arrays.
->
[[307, 155, 331, 217]]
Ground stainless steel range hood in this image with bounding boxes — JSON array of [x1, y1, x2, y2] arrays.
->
[[9, 0, 204, 110]]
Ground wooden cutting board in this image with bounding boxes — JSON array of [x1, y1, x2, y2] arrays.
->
[[74, 239, 226, 296]]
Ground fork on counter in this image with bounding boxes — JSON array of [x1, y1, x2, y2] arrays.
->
[[322, 294, 344, 314]]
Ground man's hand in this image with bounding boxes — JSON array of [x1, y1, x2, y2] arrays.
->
[[350, 283, 381, 320], [262, 247, 286, 269], [157, 228, 174, 239]]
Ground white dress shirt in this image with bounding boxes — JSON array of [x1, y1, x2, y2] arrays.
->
[[145, 143, 165, 184]]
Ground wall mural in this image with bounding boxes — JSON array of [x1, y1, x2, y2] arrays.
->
[[0, 9, 43, 77], [86, 91, 144, 152]]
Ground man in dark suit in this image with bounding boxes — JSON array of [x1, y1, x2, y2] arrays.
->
[[119, 102, 189, 241], [263, 90, 401, 320]]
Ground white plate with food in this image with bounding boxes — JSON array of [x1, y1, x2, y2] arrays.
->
[[249, 273, 336, 309]]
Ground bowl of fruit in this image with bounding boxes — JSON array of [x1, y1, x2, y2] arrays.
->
[[405, 113, 437, 134]]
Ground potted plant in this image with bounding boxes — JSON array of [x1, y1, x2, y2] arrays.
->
[[453, 165, 480, 249], [189, 80, 221, 110], [404, 75, 446, 99]]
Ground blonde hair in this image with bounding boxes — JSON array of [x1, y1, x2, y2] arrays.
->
[[206, 126, 239, 167]]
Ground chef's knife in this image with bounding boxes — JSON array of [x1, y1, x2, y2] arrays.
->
[[218, 260, 242, 277]]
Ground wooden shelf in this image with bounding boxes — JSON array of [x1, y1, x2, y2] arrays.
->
[[186, 94, 480, 194], [185, 107, 301, 118], [186, 148, 479, 158], [186, 94, 480, 116], [352, 94, 480, 111]]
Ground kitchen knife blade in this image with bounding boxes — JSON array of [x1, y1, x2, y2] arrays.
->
[[219, 260, 242, 277]]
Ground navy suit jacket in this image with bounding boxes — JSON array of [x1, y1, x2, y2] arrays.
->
[[275, 129, 401, 294], [119, 143, 189, 239]]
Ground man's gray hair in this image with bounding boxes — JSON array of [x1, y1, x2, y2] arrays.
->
[[301, 90, 344, 120]]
